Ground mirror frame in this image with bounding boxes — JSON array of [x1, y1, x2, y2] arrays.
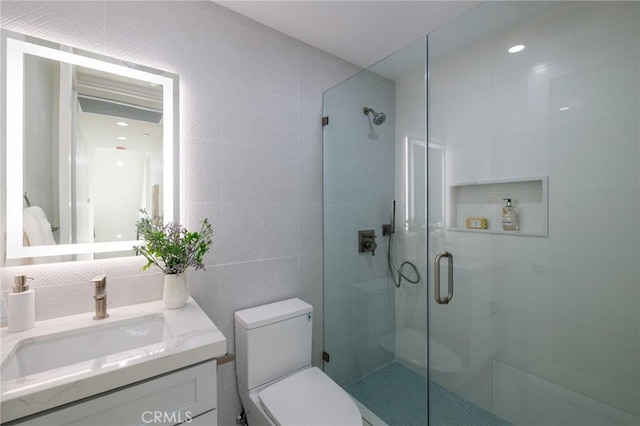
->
[[3, 31, 179, 260]]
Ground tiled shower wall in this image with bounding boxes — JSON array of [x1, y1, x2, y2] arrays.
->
[[0, 1, 359, 424]]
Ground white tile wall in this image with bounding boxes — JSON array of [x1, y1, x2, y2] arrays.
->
[[0, 2, 360, 424]]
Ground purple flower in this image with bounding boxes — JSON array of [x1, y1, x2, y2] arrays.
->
[[133, 209, 213, 275]]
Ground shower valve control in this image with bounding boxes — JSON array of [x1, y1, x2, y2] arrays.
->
[[358, 230, 378, 256]]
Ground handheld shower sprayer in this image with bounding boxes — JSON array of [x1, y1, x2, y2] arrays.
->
[[392, 200, 396, 234], [386, 200, 420, 288]]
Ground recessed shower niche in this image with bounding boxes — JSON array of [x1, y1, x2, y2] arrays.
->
[[447, 177, 548, 237]]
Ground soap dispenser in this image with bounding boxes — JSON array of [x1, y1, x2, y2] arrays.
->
[[502, 198, 519, 231], [8, 275, 35, 333]]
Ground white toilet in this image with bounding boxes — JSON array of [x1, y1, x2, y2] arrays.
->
[[234, 298, 362, 426]]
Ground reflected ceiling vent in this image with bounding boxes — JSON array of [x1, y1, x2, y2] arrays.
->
[[77, 95, 163, 124]]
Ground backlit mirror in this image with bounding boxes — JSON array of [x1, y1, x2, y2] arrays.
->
[[2, 31, 179, 264]]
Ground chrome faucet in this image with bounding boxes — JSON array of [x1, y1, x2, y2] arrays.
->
[[92, 275, 109, 320]]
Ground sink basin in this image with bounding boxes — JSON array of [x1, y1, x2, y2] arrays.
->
[[1, 297, 227, 423], [1, 314, 171, 381]]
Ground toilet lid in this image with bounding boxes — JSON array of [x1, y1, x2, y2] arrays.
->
[[258, 367, 361, 426]]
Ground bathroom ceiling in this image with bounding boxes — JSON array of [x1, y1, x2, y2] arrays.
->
[[216, 1, 482, 68]]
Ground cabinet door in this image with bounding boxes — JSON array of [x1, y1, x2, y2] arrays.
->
[[16, 360, 217, 426], [188, 409, 217, 426]]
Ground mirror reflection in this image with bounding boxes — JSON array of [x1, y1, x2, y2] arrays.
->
[[404, 137, 444, 234], [3, 32, 177, 264], [24, 58, 163, 248]]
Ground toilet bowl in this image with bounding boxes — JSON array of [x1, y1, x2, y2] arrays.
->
[[234, 298, 361, 426], [239, 366, 361, 426]]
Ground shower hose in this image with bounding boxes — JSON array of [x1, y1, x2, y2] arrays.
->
[[387, 230, 421, 288]]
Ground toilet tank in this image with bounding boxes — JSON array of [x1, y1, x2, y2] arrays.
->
[[235, 298, 312, 390]]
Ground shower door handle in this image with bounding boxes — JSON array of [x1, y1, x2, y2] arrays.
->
[[434, 251, 453, 304]]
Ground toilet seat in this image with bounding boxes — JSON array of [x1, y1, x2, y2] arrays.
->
[[258, 367, 361, 426]]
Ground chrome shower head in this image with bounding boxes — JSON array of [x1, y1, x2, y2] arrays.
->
[[363, 106, 386, 125], [373, 111, 386, 125]]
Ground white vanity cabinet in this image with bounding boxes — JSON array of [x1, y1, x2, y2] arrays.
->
[[2, 298, 227, 425], [9, 360, 217, 426]]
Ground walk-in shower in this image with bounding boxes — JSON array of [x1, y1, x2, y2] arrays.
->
[[323, 2, 639, 425]]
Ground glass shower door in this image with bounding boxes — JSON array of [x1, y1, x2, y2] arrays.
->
[[427, 2, 639, 425], [323, 38, 429, 425]]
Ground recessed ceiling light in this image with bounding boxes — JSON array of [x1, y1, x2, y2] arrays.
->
[[508, 44, 525, 54], [142, 133, 150, 137], [116, 161, 124, 166], [116, 234, 122, 239], [116, 121, 128, 127], [117, 136, 127, 140], [559, 106, 570, 111]]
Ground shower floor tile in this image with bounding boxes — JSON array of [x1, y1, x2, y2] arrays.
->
[[345, 362, 512, 426]]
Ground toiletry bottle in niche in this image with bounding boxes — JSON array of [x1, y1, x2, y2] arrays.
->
[[502, 198, 519, 231], [8, 275, 35, 333]]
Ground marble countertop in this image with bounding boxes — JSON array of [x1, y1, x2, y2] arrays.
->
[[0, 297, 226, 423]]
